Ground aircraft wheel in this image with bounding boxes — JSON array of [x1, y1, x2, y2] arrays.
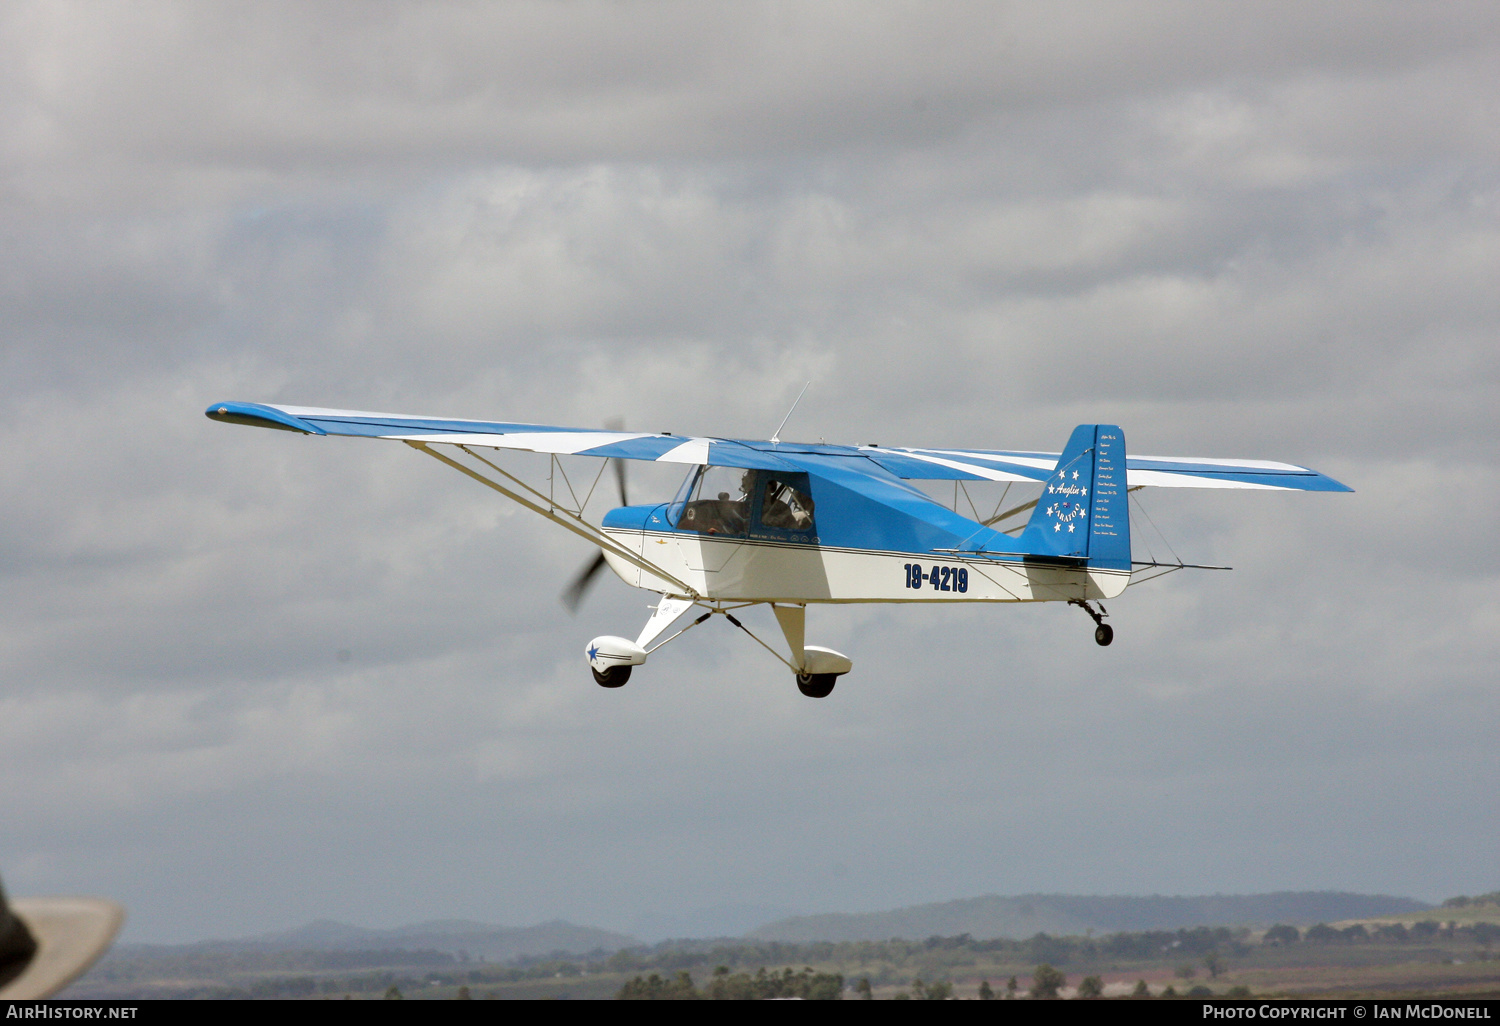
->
[[1094, 624, 1114, 647], [796, 672, 837, 698], [592, 665, 631, 688]]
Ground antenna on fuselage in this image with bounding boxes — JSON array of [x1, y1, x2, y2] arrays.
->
[[770, 381, 811, 445]]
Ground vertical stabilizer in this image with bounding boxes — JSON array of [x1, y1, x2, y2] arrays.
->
[[1018, 424, 1131, 571]]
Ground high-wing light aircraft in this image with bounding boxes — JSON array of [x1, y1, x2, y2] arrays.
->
[[207, 402, 1349, 697]]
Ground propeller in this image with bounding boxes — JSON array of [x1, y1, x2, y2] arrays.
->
[[560, 418, 630, 614], [561, 552, 609, 614]]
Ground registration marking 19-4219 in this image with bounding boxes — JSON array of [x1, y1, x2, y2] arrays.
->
[[904, 563, 969, 593]]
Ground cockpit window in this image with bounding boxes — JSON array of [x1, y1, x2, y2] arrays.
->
[[670, 467, 818, 542], [750, 472, 817, 542], [758, 477, 815, 530], [674, 466, 752, 537]]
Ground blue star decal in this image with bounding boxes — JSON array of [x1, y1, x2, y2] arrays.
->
[[587, 645, 599, 661]]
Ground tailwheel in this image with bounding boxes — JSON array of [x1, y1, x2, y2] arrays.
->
[[592, 665, 632, 688], [1069, 599, 1113, 647], [796, 672, 837, 698]]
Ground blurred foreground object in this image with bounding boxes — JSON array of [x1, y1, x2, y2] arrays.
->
[[0, 878, 124, 999]]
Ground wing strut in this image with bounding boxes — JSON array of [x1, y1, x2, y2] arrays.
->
[[405, 441, 699, 600], [983, 496, 1037, 530], [721, 609, 799, 673]]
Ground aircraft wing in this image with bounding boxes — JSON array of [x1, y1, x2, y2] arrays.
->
[[207, 402, 1350, 491], [862, 446, 1352, 492], [205, 402, 802, 470]]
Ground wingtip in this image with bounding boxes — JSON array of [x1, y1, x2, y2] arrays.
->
[[204, 402, 325, 435]]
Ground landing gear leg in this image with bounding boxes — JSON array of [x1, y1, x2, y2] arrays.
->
[[768, 604, 850, 697], [1068, 599, 1113, 646]]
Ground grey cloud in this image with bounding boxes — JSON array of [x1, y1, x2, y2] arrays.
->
[[5, 2, 1498, 169]]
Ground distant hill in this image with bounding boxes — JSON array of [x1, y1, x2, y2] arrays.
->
[[747, 892, 1432, 943], [128, 918, 641, 963]]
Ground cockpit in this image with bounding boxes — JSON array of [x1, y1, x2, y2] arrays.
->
[[668, 466, 818, 542], [670, 466, 752, 536]]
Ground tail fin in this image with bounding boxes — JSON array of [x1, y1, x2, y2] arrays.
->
[[1018, 424, 1130, 571]]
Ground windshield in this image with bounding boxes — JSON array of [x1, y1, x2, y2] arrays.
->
[[673, 466, 753, 537]]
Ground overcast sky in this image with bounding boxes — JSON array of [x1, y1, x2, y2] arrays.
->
[[2, 1, 1497, 945]]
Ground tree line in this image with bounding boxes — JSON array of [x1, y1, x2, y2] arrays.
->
[[618, 966, 844, 1000], [1262, 920, 1500, 946]]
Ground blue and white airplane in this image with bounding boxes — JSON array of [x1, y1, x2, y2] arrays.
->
[[207, 402, 1350, 697]]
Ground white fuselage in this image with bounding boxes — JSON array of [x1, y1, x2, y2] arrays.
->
[[601, 528, 1130, 604]]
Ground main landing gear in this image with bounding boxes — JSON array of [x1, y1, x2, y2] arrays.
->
[[1069, 599, 1114, 646], [586, 601, 853, 698]]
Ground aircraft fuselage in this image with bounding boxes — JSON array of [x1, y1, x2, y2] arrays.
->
[[599, 508, 1128, 604]]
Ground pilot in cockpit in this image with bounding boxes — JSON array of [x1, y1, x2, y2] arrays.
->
[[761, 478, 814, 530]]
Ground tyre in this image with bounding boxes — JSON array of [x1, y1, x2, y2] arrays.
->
[[796, 672, 837, 698], [1094, 624, 1114, 647], [592, 665, 631, 688]]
